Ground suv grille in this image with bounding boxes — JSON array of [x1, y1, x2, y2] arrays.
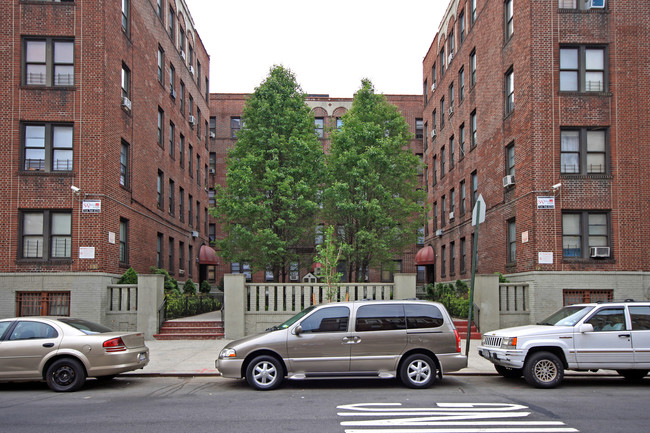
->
[[482, 336, 503, 347]]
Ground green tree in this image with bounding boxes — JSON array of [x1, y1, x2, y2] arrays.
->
[[211, 65, 324, 281], [323, 79, 426, 282], [314, 225, 344, 302]]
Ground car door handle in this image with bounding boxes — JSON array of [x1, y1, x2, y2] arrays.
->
[[42, 343, 55, 348], [342, 336, 360, 344], [618, 334, 631, 338]]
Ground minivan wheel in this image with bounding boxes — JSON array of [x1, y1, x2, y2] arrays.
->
[[399, 354, 436, 389], [495, 365, 523, 379], [617, 369, 648, 382], [246, 355, 283, 391], [46, 358, 87, 392], [523, 351, 564, 389]]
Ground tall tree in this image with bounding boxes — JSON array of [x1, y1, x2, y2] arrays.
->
[[323, 79, 426, 282], [211, 66, 324, 281]]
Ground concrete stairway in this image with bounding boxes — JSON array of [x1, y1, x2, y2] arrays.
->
[[453, 319, 482, 339], [154, 320, 224, 340]]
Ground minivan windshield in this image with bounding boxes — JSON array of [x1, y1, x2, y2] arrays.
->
[[266, 305, 317, 332], [537, 306, 593, 326]]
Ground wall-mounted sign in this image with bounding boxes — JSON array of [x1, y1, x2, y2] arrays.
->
[[79, 247, 96, 259], [82, 200, 101, 213], [538, 252, 553, 264], [108, 232, 116, 244], [522, 231, 529, 243], [537, 196, 555, 209]]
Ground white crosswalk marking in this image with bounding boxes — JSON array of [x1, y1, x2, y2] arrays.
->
[[337, 403, 579, 433]]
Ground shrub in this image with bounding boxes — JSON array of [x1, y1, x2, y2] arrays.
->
[[183, 279, 197, 295], [164, 292, 222, 320], [425, 280, 470, 318], [150, 266, 179, 294], [199, 280, 212, 294], [117, 267, 138, 284]]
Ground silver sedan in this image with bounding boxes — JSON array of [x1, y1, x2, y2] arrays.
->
[[0, 317, 149, 391]]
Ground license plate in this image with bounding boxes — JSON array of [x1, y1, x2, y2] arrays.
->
[[138, 352, 147, 362]]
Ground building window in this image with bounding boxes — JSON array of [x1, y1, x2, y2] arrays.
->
[[459, 123, 466, 159], [450, 241, 456, 276], [448, 29, 454, 59], [169, 121, 175, 158], [441, 195, 446, 228], [157, 46, 164, 84], [196, 108, 201, 138], [562, 211, 610, 259], [196, 200, 200, 228], [196, 154, 201, 184], [449, 136, 455, 169], [188, 194, 193, 226], [560, 46, 606, 92], [157, 233, 163, 268], [449, 83, 454, 114], [121, 0, 130, 34], [470, 110, 477, 148], [440, 245, 447, 278], [561, 128, 607, 174], [505, 68, 514, 115], [336, 118, 343, 130], [315, 117, 324, 138], [119, 218, 128, 264], [460, 180, 466, 215], [471, 0, 477, 25], [469, 49, 477, 87], [471, 170, 478, 209], [210, 116, 217, 136], [169, 64, 175, 97], [179, 187, 185, 222], [315, 224, 324, 245], [507, 218, 516, 263], [157, 0, 163, 20], [381, 260, 402, 283], [168, 179, 175, 215], [415, 118, 423, 139], [22, 123, 73, 172], [450, 188, 456, 217], [157, 107, 164, 147], [21, 211, 72, 260], [506, 142, 515, 177], [505, 0, 513, 40], [440, 146, 446, 177], [179, 241, 185, 273], [424, 79, 428, 105], [432, 155, 437, 186], [232, 262, 252, 282], [433, 201, 438, 230], [168, 6, 175, 43], [157, 170, 164, 209], [459, 10, 465, 46], [168, 237, 174, 273], [459, 67, 465, 102], [188, 244, 193, 277], [179, 134, 185, 168], [432, 110, 437, 136], [432, 63, 437, 90], [188, 145, 193, 177], [563, 289, 612, 306], [460, 237, 467, 273], [559, 0, 608, 10], [440, 46, 446, 76], [440, 98, 445, 129], [120, 140, 129, 188], [417, 227, 425, 246], [231, 117, 241, 138], [24, 38, 74, 87], [180, 80, 185, 114], [16, 292, 70, 317]]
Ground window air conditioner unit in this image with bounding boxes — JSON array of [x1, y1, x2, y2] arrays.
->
[[431, 129, 437, 138], [191, 230, 199, 238], [209, 131, 216, 139], [181, 51, 186, 60], [189, 115, 196, 125], [431, 83, 436, 91], [449, 211, 455, 220], [209, 168, 215, 174], [502, 175, 515, 187], [121, 96, 132, 111], [289, 274, 299, 282], [449, 106, 454, 115], [435, 229, 443, 237], [189, 65, 195, 75], [170, 88, 176, 99], [590, 0, 605, 8], [590, 246, 610, 258], [448, 52, 454, 63], [178, 269, 185, 276]]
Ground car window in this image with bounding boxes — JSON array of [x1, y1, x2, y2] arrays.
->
[[300, 306, 349, 333], [0, 321, 13, 339], [585, 308, 626, 332], [405, 304, 444, 329], [9, 321, 59, 340], [355, 304, 406, 332], [629, 306, 650, 330], [57, 318, 113, 334]]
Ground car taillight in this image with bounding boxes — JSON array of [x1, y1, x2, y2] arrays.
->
[[103, 337, 127, 352], [454, 329, 461, 353]]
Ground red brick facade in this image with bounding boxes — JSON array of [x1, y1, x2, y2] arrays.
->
[[422, 0, 650, 283]]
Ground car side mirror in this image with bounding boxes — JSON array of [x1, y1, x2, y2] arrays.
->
[[294, 325, 302, 336], [579, 323, 594, 333]]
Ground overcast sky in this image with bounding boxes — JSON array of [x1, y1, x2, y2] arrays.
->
[[185, 0, 448, 97]]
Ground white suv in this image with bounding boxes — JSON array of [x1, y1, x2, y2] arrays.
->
[[477, 301, 650, 388]]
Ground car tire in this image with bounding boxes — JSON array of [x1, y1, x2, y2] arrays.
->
[[245, 355, 283, 391], [399, 353, 437, 389], [616, 369, 648, 382], [523, 351, 564, 389], [495, 365, 523, 379], [46, 358, 87, 392]]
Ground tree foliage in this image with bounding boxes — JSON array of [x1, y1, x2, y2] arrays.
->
[[314, 225, 344, 302], [323, 79, 426, 282], [211, 66, 324, 281]]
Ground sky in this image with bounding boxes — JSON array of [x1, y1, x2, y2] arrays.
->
[[184, 0, 448, 97]]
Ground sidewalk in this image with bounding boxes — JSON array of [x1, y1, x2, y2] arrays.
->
[[126, 337, 496, 377]]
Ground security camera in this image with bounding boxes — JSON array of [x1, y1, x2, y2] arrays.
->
[[552, 183, 562, 190], [70, 185, 80, 193]]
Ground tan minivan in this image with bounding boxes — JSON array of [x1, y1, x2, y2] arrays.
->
[[216, 300, 467, 390]]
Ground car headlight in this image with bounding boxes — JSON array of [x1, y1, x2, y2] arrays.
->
[[219, 348, 237, 359], [501, 337, 517, 349]]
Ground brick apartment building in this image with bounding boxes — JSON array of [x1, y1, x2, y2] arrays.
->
[[208, 93, 427, 286], [0, 0, 215, 321], [422, 0, 649, 312]]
